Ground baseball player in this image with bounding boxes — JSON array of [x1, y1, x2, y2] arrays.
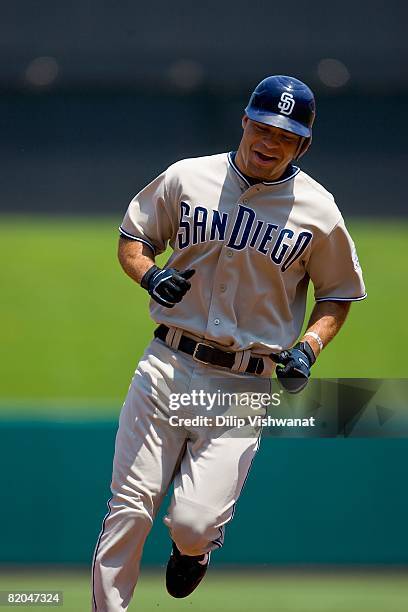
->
[[91, 75, 366, 611]]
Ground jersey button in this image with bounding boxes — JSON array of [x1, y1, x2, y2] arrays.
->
[[220, 284, 226, 292], [226, 250, 233, 258], [214, 318, 220, 325], [243, 198, 248, 204]]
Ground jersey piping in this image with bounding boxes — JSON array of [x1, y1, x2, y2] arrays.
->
[[227, 151, 300, 187], [316, 293, 367, 302], [119, 226, 156, 254]]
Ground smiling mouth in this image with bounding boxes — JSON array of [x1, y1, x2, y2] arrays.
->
[[254, 151, 277, 162]]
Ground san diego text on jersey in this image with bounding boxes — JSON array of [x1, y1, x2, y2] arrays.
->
[[178, 201, 313, 272]]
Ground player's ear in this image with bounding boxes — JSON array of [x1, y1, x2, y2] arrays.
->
[[242, 114, 249, 130]]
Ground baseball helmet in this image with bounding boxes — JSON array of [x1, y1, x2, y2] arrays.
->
[[245, 75, 316, 158]]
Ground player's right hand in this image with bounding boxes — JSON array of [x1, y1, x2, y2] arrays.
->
[[141, 265, 195, 308]]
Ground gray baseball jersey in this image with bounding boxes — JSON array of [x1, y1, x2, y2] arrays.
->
[[120, 152, 366, 352]]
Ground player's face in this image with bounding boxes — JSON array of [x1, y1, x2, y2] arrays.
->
[[235, 116, 301, 182]]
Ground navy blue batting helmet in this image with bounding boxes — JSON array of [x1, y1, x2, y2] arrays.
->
[[245, 75, 316, 157]]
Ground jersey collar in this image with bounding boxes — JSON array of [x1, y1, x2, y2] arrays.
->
[[227, 151, 300, 187]]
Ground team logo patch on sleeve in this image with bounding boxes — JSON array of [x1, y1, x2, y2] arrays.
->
[[351, 244, 361, 270]]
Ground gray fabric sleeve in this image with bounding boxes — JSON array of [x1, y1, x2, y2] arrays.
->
[[119, 169, 177, 256], [306, 218, 367, 302]]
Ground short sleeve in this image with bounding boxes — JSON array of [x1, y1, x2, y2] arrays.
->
[[119, 170, 176, 255], [306, 218, 367, 302]]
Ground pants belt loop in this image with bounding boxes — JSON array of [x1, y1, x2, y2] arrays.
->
[[260, 355, 275, 377], [165, 326, 183, 350], [231, 349, 252, 373]]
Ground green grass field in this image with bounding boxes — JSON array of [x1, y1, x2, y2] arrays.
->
[[0, 570, 407, 612], [1, 216, 407, 609], [1, 216, 407, 416]]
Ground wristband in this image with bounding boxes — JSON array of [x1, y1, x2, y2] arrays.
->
[[141, 265, 160, 290], [304, 331, 324, 352], [295, 341, 316, 366]]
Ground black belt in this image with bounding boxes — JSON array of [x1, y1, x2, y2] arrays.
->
[[154, 324, 264, 375]]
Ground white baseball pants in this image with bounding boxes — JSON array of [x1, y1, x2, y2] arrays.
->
[[91, 337, 270, 611]]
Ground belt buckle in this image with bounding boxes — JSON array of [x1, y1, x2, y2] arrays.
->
[[192, 342, 214, 365]]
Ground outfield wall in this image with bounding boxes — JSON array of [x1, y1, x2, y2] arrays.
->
[[0, 93, 405, 216], [1, 419, 407, 566]]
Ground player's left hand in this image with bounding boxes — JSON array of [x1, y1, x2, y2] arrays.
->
[[270, 341, 316, 394]]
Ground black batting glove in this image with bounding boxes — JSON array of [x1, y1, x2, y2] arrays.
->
[[270, 341, 316, 394], [141, 265, 195, 308]]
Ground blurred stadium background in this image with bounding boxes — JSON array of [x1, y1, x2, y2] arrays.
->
[[1, 1, 407, 610]]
